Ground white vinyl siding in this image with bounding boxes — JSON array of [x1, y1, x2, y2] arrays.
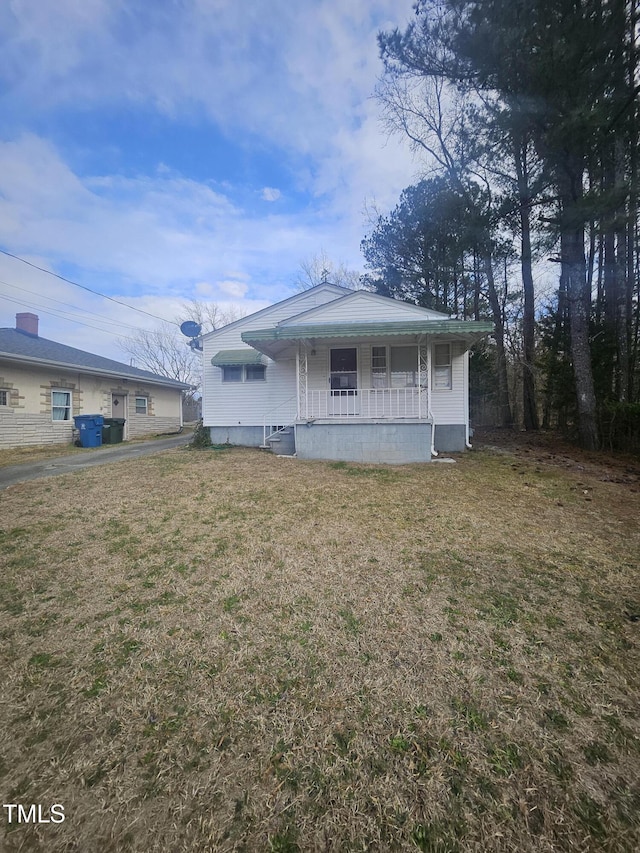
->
[[204, 357, 297, 426], [280, 290, 448, 326], [430, 342, 465, 423], [202, 286, 471, 430], [202, 287, 346, 427], [206, 286, 345, 343]]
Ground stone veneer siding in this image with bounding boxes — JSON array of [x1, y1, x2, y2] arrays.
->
[[0, 412, 75, 447], [126, 414, 182, 439]]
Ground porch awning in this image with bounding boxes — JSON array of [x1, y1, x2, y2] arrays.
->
[[241, 320, 494, 358], [211, 349, 264, 366]]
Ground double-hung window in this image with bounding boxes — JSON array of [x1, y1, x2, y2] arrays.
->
[[52, 389, 72, 421], [0, 390, 8, 407], [245, 364, 266, 382], [135, 396, 148, 414], [371, 346, 418, 388], [433, 343, 452, 390], [222, 364, 266, 382], [372, 347, 387, 388]]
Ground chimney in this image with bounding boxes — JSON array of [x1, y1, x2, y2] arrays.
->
[[16, 313, 39, 337]]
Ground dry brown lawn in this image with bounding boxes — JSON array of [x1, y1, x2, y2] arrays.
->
[[0, 439, 639, 852], [0, 426, 194, 469]]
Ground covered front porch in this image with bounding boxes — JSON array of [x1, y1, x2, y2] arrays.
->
[[241, 317, 491, 462], [242, 321, 449, 423]]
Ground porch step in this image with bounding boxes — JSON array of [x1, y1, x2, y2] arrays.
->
[[265, 428, 295, 456]]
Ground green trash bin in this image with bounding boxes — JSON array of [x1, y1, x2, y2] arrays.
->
[[102, 417, 126, 444]]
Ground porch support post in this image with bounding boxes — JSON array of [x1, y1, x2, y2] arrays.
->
[[297, 341, 308, 419], [419, 337, 429, 419], [296, 345, 301, 419]]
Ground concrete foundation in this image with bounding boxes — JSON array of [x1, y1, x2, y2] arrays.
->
[[208, 420, 466, 463], [208, 426, 264, 446], [295, 419, 432, 464], [432, 424, 467, 453]]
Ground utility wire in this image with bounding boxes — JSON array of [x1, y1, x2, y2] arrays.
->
[[0, 247, 179, 326], [0, 291, 145, 344], [0, 279, 143, 333]]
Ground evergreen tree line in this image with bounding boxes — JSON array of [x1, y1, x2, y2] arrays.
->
[[361, 0, 640, 452]]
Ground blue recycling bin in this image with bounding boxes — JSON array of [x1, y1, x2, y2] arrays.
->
[[73, 414, 104, 448]]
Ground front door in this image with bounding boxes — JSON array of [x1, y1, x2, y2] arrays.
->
[[330, 347, 358, 415], [111, 393, 128, 438]]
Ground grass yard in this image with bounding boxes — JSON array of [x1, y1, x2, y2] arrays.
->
[[0, 440, 639, 852], [0, 425, 193, 468]]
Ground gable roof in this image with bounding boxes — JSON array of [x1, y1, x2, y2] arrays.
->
[[0, 328, 192, 389], [279, 290, 450, 327], [201, 283, 351, 341]]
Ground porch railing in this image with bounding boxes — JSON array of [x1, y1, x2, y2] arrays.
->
[[304, 388, 424, 419]]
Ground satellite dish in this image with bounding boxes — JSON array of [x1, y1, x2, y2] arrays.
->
[[180, 321, 202, 338]]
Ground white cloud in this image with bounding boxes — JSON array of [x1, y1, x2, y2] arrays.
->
[[0, 0, 424, 358], [0, 135, 335, 292], [0, 0, 417, 205], [217, 279, 248, 299], [194, 281, 213, 295], [261, 187, 281, 202]]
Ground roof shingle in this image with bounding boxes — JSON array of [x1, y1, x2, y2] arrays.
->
[[0, 328, 191, 389]]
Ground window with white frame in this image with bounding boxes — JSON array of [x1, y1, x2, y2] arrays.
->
[[52, 389, 72, 421], [371, 346, 387, 388], [433, 343, 452, 390], [222, 364, 266, 382], [371, 345, 418, 388], [135, 396, 148, 414], [0, 389, 8, 406], [245, 364, 266, 382]]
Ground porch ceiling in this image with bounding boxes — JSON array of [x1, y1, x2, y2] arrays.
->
[[241, 320, 493, 359]]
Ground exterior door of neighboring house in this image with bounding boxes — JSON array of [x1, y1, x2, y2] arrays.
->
[[111, 393, 128, 438], [330, 347, 359, 415]]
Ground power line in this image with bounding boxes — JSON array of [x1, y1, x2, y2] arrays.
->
[[0, 279, 143, 333], [0, 291, 144, 344], [0, 247, 179, 326]]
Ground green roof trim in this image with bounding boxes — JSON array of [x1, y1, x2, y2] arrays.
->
[[211, 349, 265, 366], [242, 320, 493, 343]]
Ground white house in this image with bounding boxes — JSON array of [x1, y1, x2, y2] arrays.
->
[[202, 284, 493, 463]]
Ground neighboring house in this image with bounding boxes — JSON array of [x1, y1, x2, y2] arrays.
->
[[202, 284, 493, 463], [0, 313, 192, 448]]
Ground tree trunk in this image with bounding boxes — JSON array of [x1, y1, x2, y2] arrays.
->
[[484, 252, 513, 428], [514, 140, 539, 430], [560, 224, 599, 449], [520, 199, 539, 430]]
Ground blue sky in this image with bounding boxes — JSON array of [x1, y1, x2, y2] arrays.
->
[[0, 0, 417, 360]]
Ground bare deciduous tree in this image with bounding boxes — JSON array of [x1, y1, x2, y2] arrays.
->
[[293, 250, 364, 291], [118, 300, 246, 406]]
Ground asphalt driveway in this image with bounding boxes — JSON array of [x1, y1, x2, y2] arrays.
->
[[0, 433, 192, 491]]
